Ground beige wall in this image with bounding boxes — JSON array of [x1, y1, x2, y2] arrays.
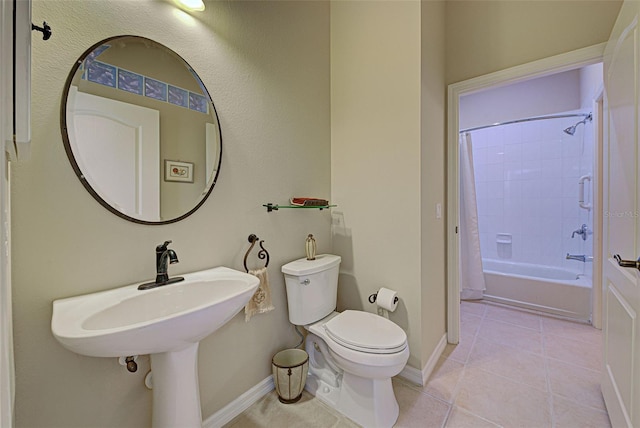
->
[[330, 0, 447, 371], [446, 1, 622, 85], [330, 0, 422, 368], [12, 1, 330, 426], [420, 0, 447, 368]]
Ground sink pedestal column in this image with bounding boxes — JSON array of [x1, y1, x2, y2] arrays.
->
[[150, 343, 202, 428]]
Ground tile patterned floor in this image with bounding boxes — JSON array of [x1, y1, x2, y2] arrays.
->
[[225, 301, 610, 427]]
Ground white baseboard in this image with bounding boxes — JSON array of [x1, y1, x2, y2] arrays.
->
[[397, 363, 424, 386], [397, 333, 447, 386], [421, 333, 447, 385], [203, 376, 274, 428]]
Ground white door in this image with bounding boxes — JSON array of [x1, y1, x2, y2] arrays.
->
[[602, 2, 640, 426], [67, 87, 160, 221]]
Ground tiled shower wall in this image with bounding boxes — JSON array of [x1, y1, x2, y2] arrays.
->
[[471, 113, 594, 275]]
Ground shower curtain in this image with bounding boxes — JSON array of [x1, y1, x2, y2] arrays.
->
[[459, 133, 486, 300]]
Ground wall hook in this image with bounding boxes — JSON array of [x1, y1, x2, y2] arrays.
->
[[32, 21, 52, 40]]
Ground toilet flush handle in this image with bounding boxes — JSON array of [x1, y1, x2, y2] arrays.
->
[[300, 279, 310, 285]]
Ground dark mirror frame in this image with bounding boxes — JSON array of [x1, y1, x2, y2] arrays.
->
[[60, 35, 222, 225]]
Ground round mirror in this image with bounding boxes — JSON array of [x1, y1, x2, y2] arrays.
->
[[61, 36, 222, 225]]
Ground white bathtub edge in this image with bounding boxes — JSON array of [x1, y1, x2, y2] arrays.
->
[[483, 294, 590, 321]]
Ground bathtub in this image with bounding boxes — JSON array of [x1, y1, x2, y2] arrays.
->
[[482, 259, 591, 321]]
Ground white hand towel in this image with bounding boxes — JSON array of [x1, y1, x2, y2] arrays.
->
[[245, 267, 275, 322]]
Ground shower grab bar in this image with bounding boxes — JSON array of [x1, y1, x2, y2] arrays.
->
[[578, 174, 592, 211]]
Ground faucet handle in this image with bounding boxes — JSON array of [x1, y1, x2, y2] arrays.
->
[[156, 240, 173, 251]]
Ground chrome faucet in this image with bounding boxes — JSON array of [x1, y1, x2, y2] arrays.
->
[[571, 224, 589, 241], [138, 240, 185, 290], [566, 253, 593, 263]]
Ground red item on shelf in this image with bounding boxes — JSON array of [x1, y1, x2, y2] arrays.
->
[[290, 197, 329, 207]]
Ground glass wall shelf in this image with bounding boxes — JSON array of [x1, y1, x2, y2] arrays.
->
[[263, 203, 337, 212]]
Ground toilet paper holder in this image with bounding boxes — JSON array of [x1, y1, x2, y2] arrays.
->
[[368, 292, 398, 305]]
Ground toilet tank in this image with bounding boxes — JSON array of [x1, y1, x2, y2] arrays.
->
[[281, 254, 341, 325]]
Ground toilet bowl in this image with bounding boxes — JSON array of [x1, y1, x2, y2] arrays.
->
[[305, 311, 409, 427], [282, 255, 410, 428]]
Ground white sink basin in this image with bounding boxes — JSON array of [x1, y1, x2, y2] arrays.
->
[[51, 266, 260, 427], [52, 266, 259, 357]]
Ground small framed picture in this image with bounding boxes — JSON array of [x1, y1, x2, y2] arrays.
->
[[165, 160, 194, 183]]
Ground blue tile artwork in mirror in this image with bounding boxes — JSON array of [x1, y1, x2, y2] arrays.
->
[[168, 85, 189, 108], [81, 55, 209, 116], [118, 69, 144, 95], [145, 77, 167, 102], [87, 61, 117, 88], [189, 92, 209, 114]]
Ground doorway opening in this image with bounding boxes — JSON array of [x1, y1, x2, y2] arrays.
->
[[447, 44, 605, 344]]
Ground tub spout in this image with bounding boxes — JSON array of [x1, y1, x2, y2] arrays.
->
[[566, 253, 593, 263]]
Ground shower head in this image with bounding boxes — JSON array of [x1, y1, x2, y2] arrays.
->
[[563, 114, 593, 136]]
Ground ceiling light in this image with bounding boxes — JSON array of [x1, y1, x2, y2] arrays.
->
[[174, 0, 205, 12]]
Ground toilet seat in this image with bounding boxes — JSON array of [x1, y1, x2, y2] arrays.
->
[[323, 310, 407, 354]]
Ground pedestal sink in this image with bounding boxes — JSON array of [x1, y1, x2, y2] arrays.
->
[[51, 266, 260, 428]]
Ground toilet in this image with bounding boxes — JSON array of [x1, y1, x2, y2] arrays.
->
[[281, 254, 409, 428]]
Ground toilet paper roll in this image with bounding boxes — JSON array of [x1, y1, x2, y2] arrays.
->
[[376, 287, 398, 312]]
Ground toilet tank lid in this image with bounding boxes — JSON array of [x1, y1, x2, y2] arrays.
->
[[281, 254, 341, 276]]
